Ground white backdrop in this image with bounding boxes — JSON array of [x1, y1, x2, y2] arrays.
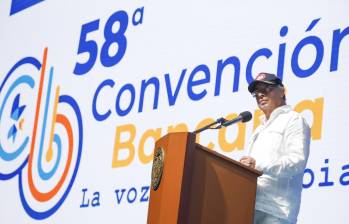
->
[[0, 0, 348, 223]]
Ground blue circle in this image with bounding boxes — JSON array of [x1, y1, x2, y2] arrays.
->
[[0, 57, 41, 180]]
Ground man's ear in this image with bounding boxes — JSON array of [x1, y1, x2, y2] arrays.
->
[[281, 86, 286, 97]]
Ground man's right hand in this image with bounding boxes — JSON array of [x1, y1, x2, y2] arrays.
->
[[239, 156, 256, 168]]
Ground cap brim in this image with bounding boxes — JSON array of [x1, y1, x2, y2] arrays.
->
[[248, 80, 277, 93]]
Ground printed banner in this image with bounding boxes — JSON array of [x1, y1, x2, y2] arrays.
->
[[0, 0, 348, 223]]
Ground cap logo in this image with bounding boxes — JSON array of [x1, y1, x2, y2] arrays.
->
[[256, 73, 266, 80]]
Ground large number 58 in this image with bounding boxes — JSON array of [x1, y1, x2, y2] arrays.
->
[[73, 10, 128, 75]]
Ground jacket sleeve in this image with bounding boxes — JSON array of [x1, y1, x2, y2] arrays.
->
[[262, 115, 311, 177]]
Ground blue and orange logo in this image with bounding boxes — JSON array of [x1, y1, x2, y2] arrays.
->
[[0, 48, 83, 219]]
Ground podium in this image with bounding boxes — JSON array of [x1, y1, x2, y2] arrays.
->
[[147, 132, 262, 224]]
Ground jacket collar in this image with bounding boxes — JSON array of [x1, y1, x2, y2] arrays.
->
[[261, 105, 292, 126]]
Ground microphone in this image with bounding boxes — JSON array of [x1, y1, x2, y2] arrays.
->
[[193, 111, 252, 134], [193, 117, 227, 134], [222, 111, 252, 127]]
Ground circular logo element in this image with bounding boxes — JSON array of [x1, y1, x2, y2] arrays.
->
[[151, 147, 164, 191], [0, 48, 83, 220]]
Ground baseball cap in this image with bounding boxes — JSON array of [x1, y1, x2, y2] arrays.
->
[[248, 72, 283, 93]]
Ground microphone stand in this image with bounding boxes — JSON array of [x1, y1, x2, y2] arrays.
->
[[193, 117, 226, 134]]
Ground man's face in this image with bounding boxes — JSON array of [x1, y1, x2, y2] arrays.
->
[[252, 83, 285, 113]]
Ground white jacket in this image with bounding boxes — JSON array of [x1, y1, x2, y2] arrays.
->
[[248, 105, 310, 223]]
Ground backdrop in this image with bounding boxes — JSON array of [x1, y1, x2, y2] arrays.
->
[[1, 0, 348, 223]]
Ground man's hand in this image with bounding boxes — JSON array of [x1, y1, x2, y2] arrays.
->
[[239, 156, 256, 168]]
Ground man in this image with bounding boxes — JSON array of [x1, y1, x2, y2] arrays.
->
[[240, 73, 310, 224]]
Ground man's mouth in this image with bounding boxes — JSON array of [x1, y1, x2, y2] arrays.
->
[[258, 100, 268, 105]]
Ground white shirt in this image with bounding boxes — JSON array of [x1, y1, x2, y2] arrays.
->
[[248, 105, 310, 223]]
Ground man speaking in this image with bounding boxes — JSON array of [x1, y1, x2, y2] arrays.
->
[[240, 73, 311, 224]]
